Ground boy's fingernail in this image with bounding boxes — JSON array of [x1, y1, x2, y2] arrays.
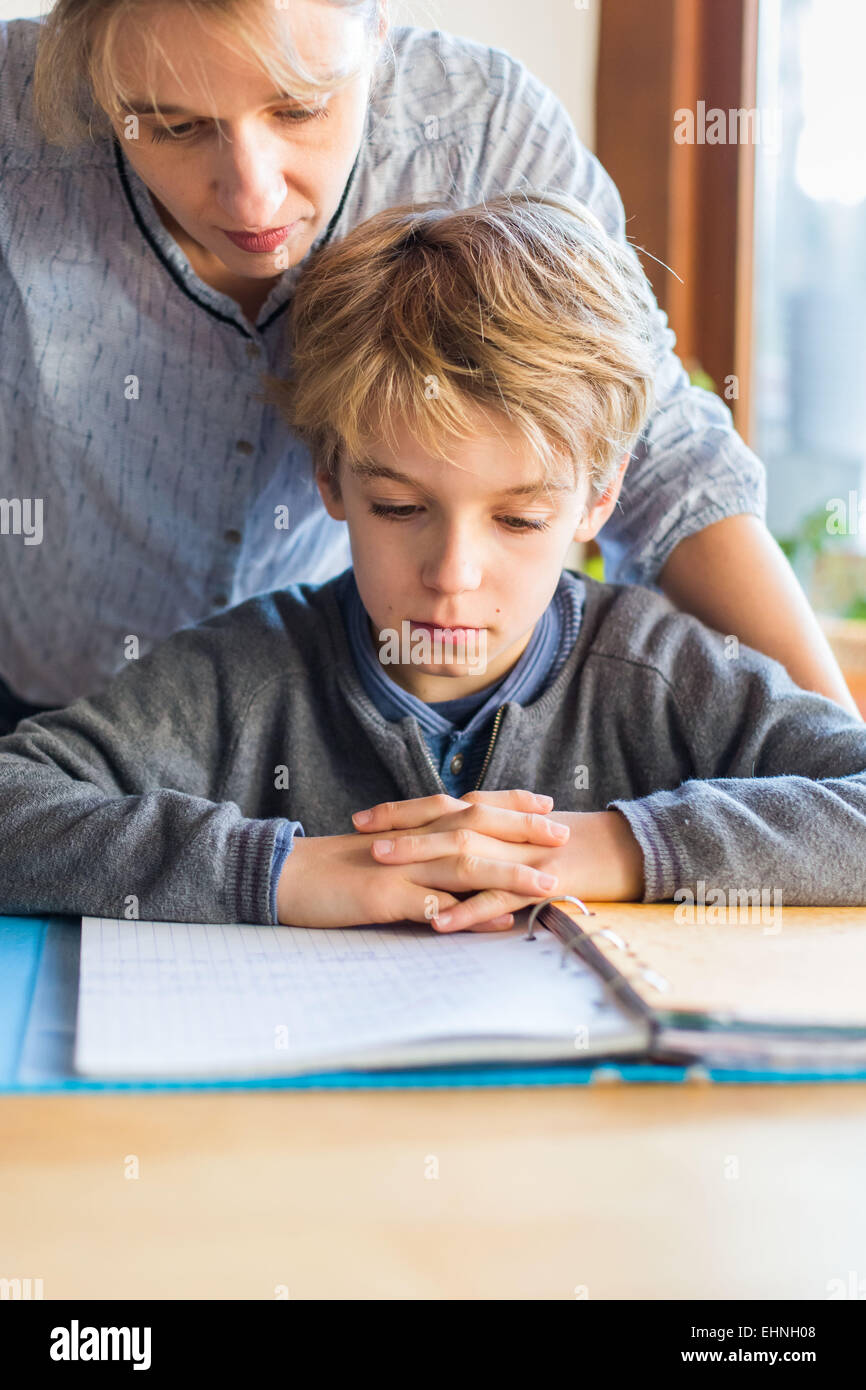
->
[[353, 810, 373, 825], [434, 911, 452, 927], [551, 823, 569, 838], [536, 873, 557, 890], [535, 794, 553, 807], [373, 839, 394, 854]]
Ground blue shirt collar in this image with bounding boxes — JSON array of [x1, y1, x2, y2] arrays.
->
[[336, 570, 580, 737]]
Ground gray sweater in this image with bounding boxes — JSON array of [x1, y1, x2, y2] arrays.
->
[[1, 570, 865, 924]]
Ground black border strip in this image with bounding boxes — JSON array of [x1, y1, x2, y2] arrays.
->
[[257, 143, 361, 334]]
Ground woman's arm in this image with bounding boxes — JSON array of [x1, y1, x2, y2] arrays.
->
[[659, 513, 861, 719]]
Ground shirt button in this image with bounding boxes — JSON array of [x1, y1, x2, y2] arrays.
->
[[450, 753, 464, 774], [235, 439, 254, 455], [245, 343, 261, 359], [224, 528, 242, 544], [213, 593, 229, 608]]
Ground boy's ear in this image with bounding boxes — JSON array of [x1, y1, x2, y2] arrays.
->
[[572, 455, 629, 544], [316, 468, 346, 521]]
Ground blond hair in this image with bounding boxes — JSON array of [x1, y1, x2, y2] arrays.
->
[[263, 190, 657, 497], [33, 0, 383, 147]]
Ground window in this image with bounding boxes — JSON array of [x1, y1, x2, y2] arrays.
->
[[753, 0, 866, 620]]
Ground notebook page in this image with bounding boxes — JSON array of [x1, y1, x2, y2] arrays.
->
[[75, 918, 645, 1077], [550, 901, 866, 1027]]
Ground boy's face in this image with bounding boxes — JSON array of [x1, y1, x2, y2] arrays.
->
[[318, 409, 626, 702]]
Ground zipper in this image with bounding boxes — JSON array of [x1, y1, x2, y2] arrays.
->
[[418, 737, 448, 793], [416, 703, 506, 795], [473, 704, 505, 790]]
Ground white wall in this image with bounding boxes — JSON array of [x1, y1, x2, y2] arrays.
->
[[390, 0, 599, 150], [0, 1, 599, 151]]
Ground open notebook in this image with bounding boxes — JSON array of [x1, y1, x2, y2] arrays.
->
[[74, 902, 866, 1080], [74, 916, 649, 1079], [542, 900, 866, 1072]]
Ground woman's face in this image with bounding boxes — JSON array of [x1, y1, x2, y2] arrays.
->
[[107, 0, 382, 280]]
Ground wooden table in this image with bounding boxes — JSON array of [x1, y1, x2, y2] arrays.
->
[[3, 1081, 866, 1299]]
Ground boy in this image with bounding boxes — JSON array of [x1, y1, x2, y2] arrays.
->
[[0, 191, 865, 933]]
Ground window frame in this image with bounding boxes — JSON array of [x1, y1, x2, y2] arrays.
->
[[595, 0, 760, 444]]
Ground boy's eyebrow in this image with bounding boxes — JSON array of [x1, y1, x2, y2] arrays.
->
[[352, 461, 572, 499]]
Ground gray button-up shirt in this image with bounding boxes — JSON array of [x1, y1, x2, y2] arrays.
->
[[0, 18, 765, 704]]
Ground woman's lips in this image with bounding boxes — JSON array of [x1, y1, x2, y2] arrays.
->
[[221, 224, 296, 253]]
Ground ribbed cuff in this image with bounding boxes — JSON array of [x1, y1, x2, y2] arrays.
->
[[607, 797, 683, 902], [224, 818, 294, 924]]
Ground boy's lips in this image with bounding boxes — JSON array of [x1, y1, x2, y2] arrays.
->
[[410, 620, 483, 632]]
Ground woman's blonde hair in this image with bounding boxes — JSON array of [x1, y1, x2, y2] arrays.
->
[[33, 0, 383, 147], [264, 190, 658, 497]]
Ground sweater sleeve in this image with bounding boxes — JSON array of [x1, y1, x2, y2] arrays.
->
[[607, 617, 866, 905], [0, 617, 292, 924], [475, 49, 766, 587], [268, 821, 305, 925]]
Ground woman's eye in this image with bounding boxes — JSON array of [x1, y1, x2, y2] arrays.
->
[[149, 107, 328, 145], [276, 107, 330, 124], [150, 121, 201, 144], [368, 503, 421, 520]]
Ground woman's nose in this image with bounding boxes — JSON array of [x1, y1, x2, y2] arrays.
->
[[214, 135, 288, 228]]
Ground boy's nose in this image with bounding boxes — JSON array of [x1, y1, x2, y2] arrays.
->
[[421, 535, 483, 593]]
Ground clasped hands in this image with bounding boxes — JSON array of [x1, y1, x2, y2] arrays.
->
[[276, 788, 645, 931]]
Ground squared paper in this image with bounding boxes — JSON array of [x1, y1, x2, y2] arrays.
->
[[74, 917, 647, 1078]]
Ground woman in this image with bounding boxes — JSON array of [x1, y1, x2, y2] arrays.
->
[[0, 0, 857, 731]]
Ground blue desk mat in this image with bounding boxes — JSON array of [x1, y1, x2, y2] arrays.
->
[[3, 916, 865, 1091]]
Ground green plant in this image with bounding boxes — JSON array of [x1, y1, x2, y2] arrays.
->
[[776, 504, 833, 566], [777, 503, 866, 620]]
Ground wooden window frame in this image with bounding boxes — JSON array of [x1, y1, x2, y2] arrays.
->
[[596, 0, 759, 444]]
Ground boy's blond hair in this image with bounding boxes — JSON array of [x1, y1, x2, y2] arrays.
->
[[33, 0, 382, 147], [264, 191, 657, 497]]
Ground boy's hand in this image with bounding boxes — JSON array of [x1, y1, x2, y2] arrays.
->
[[352, 789, 571, 850], [351, 788, 557, 830], [356, 802, 645, 932], [353, 789, 572, 930], [275, 811, 563, 929]]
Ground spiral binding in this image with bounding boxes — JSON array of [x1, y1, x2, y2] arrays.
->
[[524, 895, 592, 940], [523, 896, 671, 995]]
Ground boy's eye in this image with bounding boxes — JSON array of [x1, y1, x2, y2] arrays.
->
[[148, 107, 328, 144], [499, 516, 552, 532], [368, 503, 552, 533], [368, 502, 421, 520]]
